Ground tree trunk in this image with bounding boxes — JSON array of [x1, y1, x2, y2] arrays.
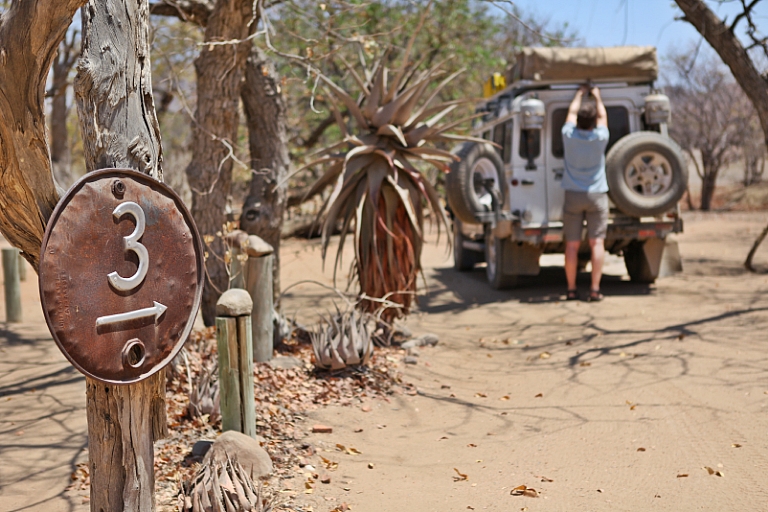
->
[[699, 168, 718, 211], [50, 36, 80, 190], [0, 0, 86, 270], [675, 0, 768, 149], [240, 46, 289, 310], [74, 1, 166, 510], [185, 0, 256, 326]]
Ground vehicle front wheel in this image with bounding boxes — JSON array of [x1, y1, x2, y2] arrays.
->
[[485, 227, 517, 289]]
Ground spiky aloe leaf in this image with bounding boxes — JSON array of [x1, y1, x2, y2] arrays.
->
[[305, 31, 482, 320]]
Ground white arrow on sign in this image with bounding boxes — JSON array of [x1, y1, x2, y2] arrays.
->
[[96, 301, 168, 328]]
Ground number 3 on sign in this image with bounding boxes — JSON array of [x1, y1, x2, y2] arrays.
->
[[108, 201, 149, 292]]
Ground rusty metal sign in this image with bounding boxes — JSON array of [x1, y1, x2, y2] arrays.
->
[[39, 168, 204, 384]]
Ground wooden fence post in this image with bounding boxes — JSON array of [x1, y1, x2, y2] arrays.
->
[[216, 289, 256, 438], [243, 236, 274, 363], [2, 248, 22, 323], [17, 252, 26, 282], [227, 232, 274, 362]]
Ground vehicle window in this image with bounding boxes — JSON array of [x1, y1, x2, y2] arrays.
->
[[493, 123, 505, 158], [551, 106, 631, 158], [503, 120, 513, 164], [520, 128, 541, 163]]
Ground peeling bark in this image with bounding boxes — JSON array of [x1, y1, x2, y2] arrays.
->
[[0, 0, 86, 270], [240, 46, 289, 309], [74, 1, 167, 510], [185, 0, 256, 325], [75, 1, 164, 179]]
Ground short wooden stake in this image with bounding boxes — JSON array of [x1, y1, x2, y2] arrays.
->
[[2, 248, 22, 323], [226, 231, 275, 363], [216, 289, 256, 438], [244, 237, 274, 363], [17, 252, 26, 282]]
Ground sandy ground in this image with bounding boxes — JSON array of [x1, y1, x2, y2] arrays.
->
[[281, 212, 768, 512], [3, 211, 768, 511]]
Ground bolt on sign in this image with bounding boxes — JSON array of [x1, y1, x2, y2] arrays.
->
[[39, 169, 204, 384]]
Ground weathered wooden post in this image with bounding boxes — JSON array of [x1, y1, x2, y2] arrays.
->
[[216, 289, 257, 437], [17, 251, 27, 282], [244, 236, 274, 363], [227, 232, 274, 362], [2, 248, 22, 323]]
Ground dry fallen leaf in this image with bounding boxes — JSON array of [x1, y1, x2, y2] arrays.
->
[[534, 393, 543, 398], [500, 395, 510, 401], [367, 463, 374, 469], [510, 485, 538, 497], [335, 444, 361, 455], [732, 443, 742, 448], [677, 473, 688, 478], [536, 475, 554, 483], [320, 456, 338, 471], [637, 447, 646, 452], [453, 468, 469, 481], [580, 361, 591, 367], [539, 352, 551, 359], [703, 466, 723, 476], [475, 392, 488, 398], [467, 443, 477, 448], [596, 489, 604, 493]]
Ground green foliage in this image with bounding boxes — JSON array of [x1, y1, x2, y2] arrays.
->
[[267, 0, 576, 160]]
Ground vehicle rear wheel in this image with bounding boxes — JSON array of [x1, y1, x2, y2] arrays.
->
[[624, 240, 658, 283], [606, 132, 688, 217], [446, 142, 506, 224], [453, 220, 482, 271], [485, 227, 517, 289]]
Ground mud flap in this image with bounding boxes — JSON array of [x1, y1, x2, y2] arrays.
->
[[641, 237, 665, 279], [501, 240, 542, 276], [625, 237, 682, 283], [658, 238, 683, 278]]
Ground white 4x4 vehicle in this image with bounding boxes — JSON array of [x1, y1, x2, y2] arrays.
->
[[446, 46, 687, 289]]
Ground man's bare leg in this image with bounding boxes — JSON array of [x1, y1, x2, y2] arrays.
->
[[565, 240, 580, 292], [588, 237, 605, 292]]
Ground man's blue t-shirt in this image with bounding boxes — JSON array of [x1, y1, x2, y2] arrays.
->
[[561, 122, 610, 193]]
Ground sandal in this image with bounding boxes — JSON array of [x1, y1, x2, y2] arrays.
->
[[587, 289, 604, 302], [566, 289, 579, 301]]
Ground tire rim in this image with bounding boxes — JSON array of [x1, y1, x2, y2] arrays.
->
[[623, 151, 673, 197], [471, 157, 500, 208]]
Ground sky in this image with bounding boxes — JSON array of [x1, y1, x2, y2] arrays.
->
[[499, 0, 768, 59]]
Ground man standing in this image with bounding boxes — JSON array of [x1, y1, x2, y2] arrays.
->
[[562, 85, 609, 302]]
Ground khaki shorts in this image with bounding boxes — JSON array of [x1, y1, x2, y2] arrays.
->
[[562, 191, 609, 241]]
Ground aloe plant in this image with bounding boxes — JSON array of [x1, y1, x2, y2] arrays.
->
[[311, 307, 374, 371], [178, 456, 271, 512], [303, 44, 482, 321]]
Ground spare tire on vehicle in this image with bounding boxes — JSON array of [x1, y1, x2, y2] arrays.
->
[[605, 131, 688, 218], [446, 142, 505, 225]]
